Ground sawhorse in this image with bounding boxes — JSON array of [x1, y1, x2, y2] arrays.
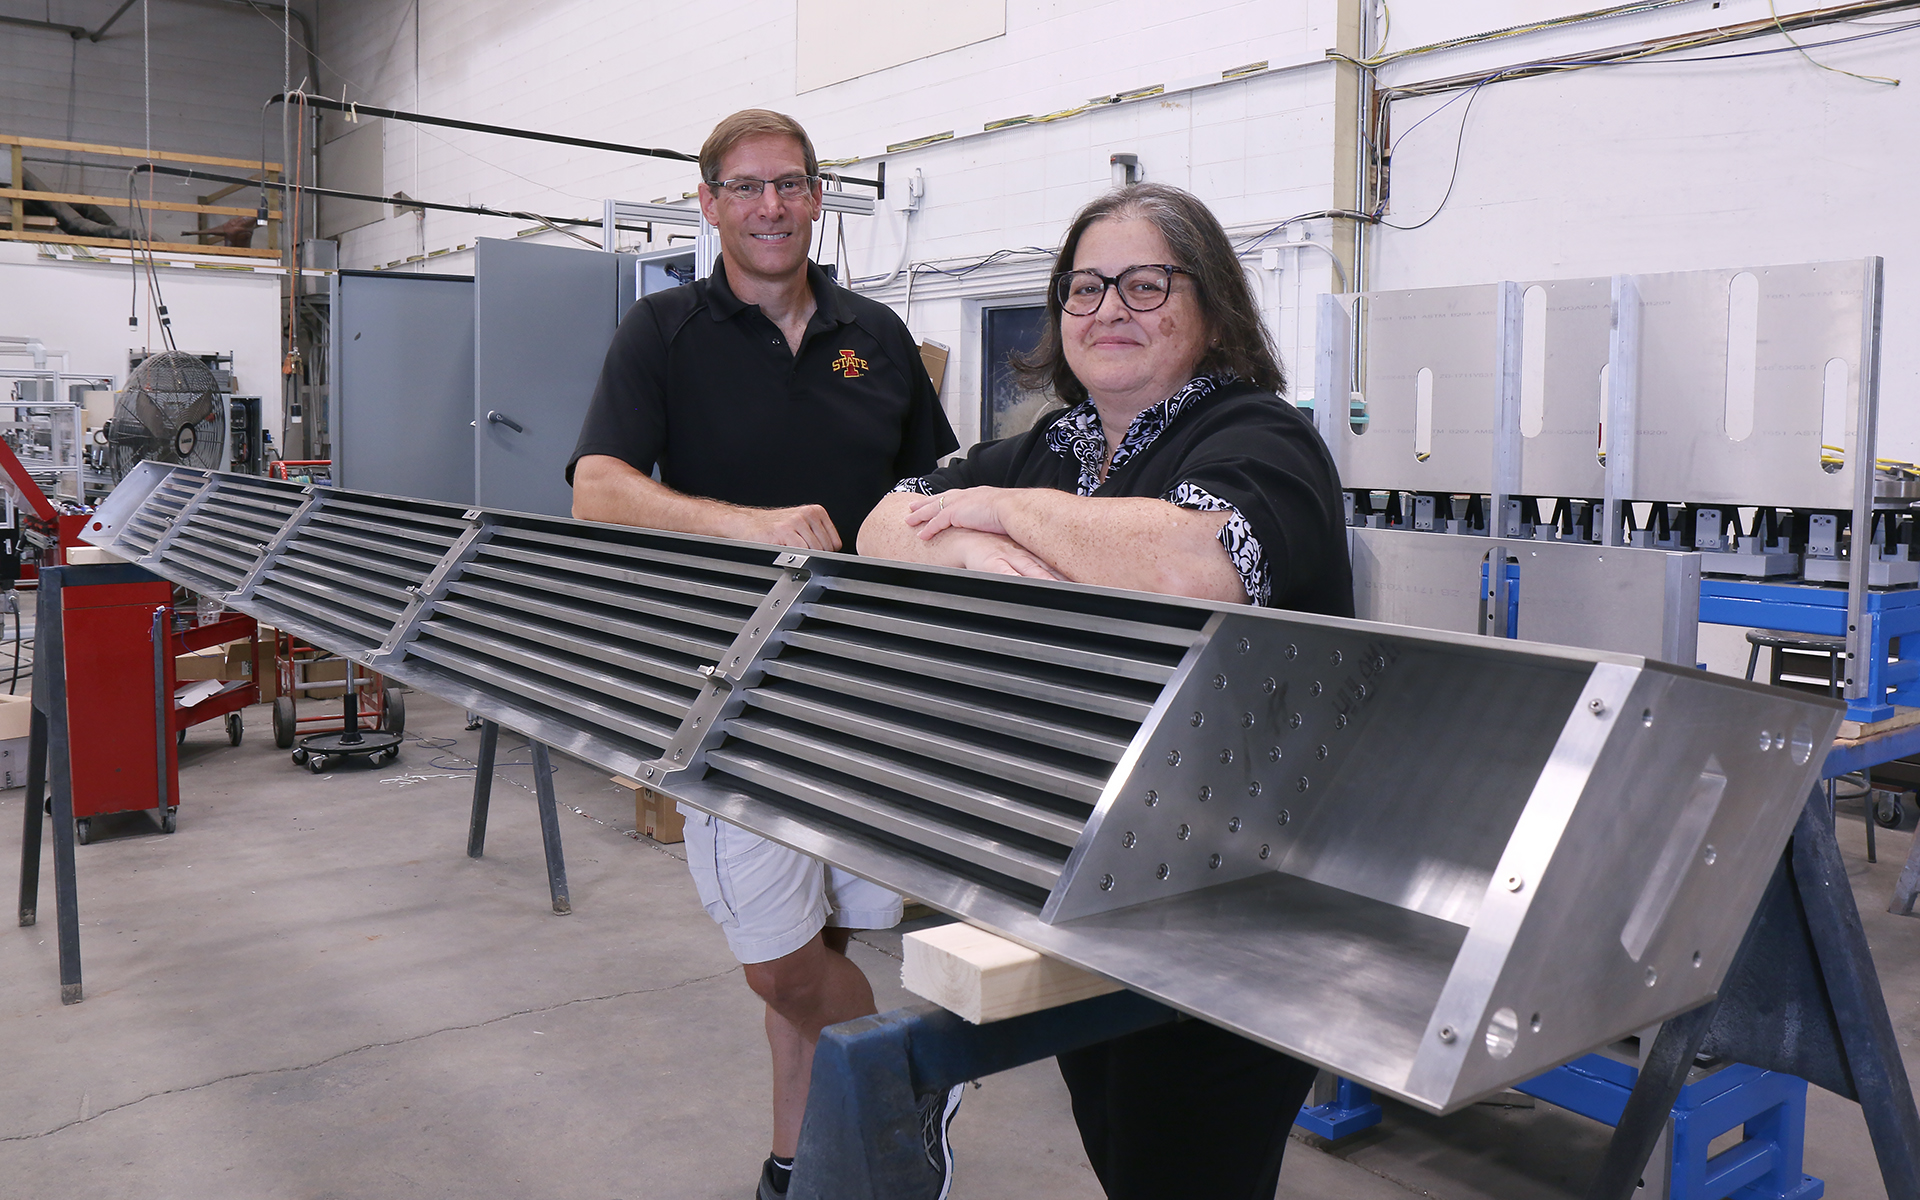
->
[[14, 565, 88, 1003], [786, 790, 1920, 1200], [463, 718, 571, 915]]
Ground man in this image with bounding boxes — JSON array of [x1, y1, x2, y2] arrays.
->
[[567, 110, 959, 1200]]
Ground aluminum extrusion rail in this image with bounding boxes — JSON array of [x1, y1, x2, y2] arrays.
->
[[82, 464, 1844, 1115]]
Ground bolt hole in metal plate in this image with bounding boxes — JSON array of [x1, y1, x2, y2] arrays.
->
[[1046, 613, 1598, 931]]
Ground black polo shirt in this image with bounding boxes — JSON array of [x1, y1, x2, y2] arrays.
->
[[567, 258, 957, 541], [915, 381, 1354, 619]]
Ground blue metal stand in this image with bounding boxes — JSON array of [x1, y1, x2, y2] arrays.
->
[[1701, 579, 1920, 723], [1295, 1075, 1383, 1139], [1519, 1057, 1819, 1199]]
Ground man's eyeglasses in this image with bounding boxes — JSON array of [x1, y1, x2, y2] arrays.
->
[[708, 175, 820, 202], [1054, 265, 1190, 315]]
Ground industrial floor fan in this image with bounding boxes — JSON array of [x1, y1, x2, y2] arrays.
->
[[106, 351, 227, 480]]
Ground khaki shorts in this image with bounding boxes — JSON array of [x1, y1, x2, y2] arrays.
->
[[681, 807, 903, 964]]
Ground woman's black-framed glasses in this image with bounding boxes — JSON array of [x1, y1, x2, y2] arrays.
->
[[708, 175, 820, 202], [1054, 264, 1190, 315]]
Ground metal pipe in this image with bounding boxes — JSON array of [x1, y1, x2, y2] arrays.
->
[[132, 162, 611, 233], [265, 92, 698, 164], [0, 12, 88, 37], [87, 0, 140, 41]]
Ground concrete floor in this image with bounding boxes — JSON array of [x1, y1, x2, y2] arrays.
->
[[2, 691, 1916, 1200]]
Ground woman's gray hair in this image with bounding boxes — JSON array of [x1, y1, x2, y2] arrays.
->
[[1013, 183, 1285, 407]]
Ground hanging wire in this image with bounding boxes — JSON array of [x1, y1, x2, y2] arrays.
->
[[1766, 0, 1900, 85]]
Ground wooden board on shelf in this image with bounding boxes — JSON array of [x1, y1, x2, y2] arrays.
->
[[0, 228, 279, 260], [0, 133, 280, 174], [0, 187, 280, 220]]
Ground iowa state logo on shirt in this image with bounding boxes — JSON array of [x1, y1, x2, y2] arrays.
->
[[831, 349, 868, 378]]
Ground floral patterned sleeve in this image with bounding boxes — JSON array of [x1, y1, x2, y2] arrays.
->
[[890, 477, 936, 496], [1165, 481, 1271, 606]]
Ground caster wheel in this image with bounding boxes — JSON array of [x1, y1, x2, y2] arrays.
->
[[177, 728, 187, 747], [383, 688, 406, 736], [383, 747, 400, 766], [75, 818, 91, 845], [291, 748, 308, 766], [1874, 793, 1905, 829], [308, 755, 327, 774], [273, 696, 295, 749], [226, 712, 243, 747], [161, 807, 176, 834]]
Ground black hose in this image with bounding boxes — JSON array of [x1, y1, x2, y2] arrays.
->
[[20, 166, 132, 239]]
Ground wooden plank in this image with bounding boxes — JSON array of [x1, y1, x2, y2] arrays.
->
[[8, 143, 20, 233], [0, 188, 280, 220], [902, 922, 1121, 1024], [0, 228, 279, 260], [1, 133, 280, 173], [1838, 704, 1920, 742]]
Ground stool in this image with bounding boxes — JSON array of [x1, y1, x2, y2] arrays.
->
[[1744, 630, 1876, 862]]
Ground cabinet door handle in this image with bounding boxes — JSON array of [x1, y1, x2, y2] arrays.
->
[[486, 410, 524, 434]]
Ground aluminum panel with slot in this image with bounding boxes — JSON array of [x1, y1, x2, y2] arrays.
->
[[1336, 283, 1499, 495]]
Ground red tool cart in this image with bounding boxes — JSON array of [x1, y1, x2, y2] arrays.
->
[[54, 576, 262, 843], [171, 610, 262, 749]]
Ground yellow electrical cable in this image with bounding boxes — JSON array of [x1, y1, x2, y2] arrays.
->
[[1768, 0, 1901, 83]]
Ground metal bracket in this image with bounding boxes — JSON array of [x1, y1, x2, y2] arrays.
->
[[1488, 281, 1525, 640], [141, 471, 226, 566], [225, 484, 325, 604], [646, 556, 823, 785], [367, 509, 498, 667], [1844, 257, 1885, 702], [1603, 274, 1641, 548]]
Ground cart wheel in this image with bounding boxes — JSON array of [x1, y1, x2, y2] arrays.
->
[[382, 747, 400, 766], [75, 818, 91, 845], [1875, 793, 1906, 829], [291, 747, 309, 766], [161, 807, 177, 834], [384, 688, 406, 736], [227, 712, 243, 747], [273, 696, 295, 749], [308, 754, 327, 774], [177, 727, 187, 747]]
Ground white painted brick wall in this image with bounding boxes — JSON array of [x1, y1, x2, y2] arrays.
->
[[312, 0, 1347, 432], [1, 1, 291, 200]]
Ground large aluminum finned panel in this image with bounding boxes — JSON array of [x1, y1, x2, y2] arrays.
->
[[84, 465, 1843, 1114]]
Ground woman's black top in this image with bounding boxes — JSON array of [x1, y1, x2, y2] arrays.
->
[[903, 377, 1353, 619]]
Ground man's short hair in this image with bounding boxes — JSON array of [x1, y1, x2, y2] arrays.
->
[[699, 110, 820, 183]]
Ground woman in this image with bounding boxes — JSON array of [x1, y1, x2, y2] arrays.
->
[[858, 183, 1352, 1198]]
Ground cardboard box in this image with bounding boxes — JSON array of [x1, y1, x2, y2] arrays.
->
[[0, 694, 30, 742], [0, 736, 25, 789], [175, 645, 239, 682], [299, 655, 351, 699], [919, 339, 950, 396], [614, 774, 685, 844]]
